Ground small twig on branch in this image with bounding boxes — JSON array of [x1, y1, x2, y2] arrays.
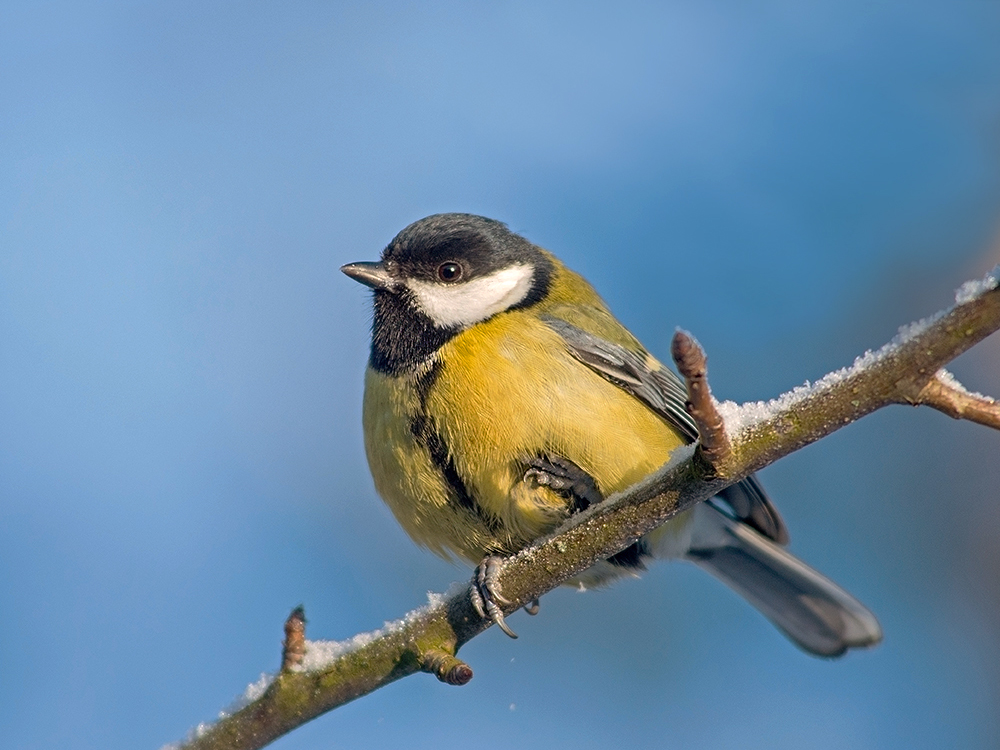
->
[[910, 369, 1000, 430], [420, 650, 474, 685], [671, 329, 731, 467], [281, 607, 306, 672], [172, 264, 1000, 750]]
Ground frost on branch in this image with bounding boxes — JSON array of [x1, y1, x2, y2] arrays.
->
[[956, 263, 1000, 304]]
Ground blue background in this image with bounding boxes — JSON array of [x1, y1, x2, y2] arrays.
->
[[3, 2, 1000, 748]]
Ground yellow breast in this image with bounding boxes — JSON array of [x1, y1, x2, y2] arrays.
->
[[363, 308, 686, 564]]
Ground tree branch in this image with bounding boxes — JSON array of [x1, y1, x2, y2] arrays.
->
[[170, 265, 1000, 750], [908, 369, 1000, 430]]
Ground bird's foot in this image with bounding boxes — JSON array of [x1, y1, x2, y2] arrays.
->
[[470, 555, 517, 638], [523, 455, 603, 512]]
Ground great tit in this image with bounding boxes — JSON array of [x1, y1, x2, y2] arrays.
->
[[342, 213, 882, 657]]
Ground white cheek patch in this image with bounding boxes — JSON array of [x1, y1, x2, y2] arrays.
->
[[406, 264, 535, 328]]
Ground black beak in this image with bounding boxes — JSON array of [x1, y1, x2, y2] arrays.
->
[[341, 261, 394, 290]]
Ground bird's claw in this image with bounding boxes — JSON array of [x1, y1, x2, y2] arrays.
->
[[523, 466, 572, 492], [524, 598, 541, 616], [470, 555, 517, 638]]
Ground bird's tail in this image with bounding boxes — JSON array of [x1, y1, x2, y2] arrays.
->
[[683, 502, 883, 657]]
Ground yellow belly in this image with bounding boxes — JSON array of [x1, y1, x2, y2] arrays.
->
[[362, 309, 687, 565]]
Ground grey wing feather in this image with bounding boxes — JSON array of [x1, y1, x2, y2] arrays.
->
[[542, 317, 697, 440], [544, 316, 790, 545]]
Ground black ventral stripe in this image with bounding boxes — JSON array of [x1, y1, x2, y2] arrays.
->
[[408, 413, 502, 535]]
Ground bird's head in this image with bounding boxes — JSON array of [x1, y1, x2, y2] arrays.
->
[[342, 214, 553, 373]]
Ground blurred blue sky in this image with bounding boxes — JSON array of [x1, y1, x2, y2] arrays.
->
[[2, 2, 1000, 749]]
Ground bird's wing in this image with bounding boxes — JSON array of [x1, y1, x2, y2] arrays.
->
[[542, 314, 789, 545], [542, 315, 697, 439]]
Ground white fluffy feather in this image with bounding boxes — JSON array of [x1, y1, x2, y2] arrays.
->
[[406, 264, 534, 328]]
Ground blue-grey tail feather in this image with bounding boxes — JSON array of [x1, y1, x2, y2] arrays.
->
[[687, 504, 882, 657]]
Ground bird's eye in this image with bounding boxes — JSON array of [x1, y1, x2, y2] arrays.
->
[[437, 262, 463, 282]]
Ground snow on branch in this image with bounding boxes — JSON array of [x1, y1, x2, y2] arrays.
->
[[170, 265, 1000, 750], [713, 263, 1000, 474]]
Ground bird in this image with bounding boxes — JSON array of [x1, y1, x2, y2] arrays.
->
[[341, 212, 882, 657]]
